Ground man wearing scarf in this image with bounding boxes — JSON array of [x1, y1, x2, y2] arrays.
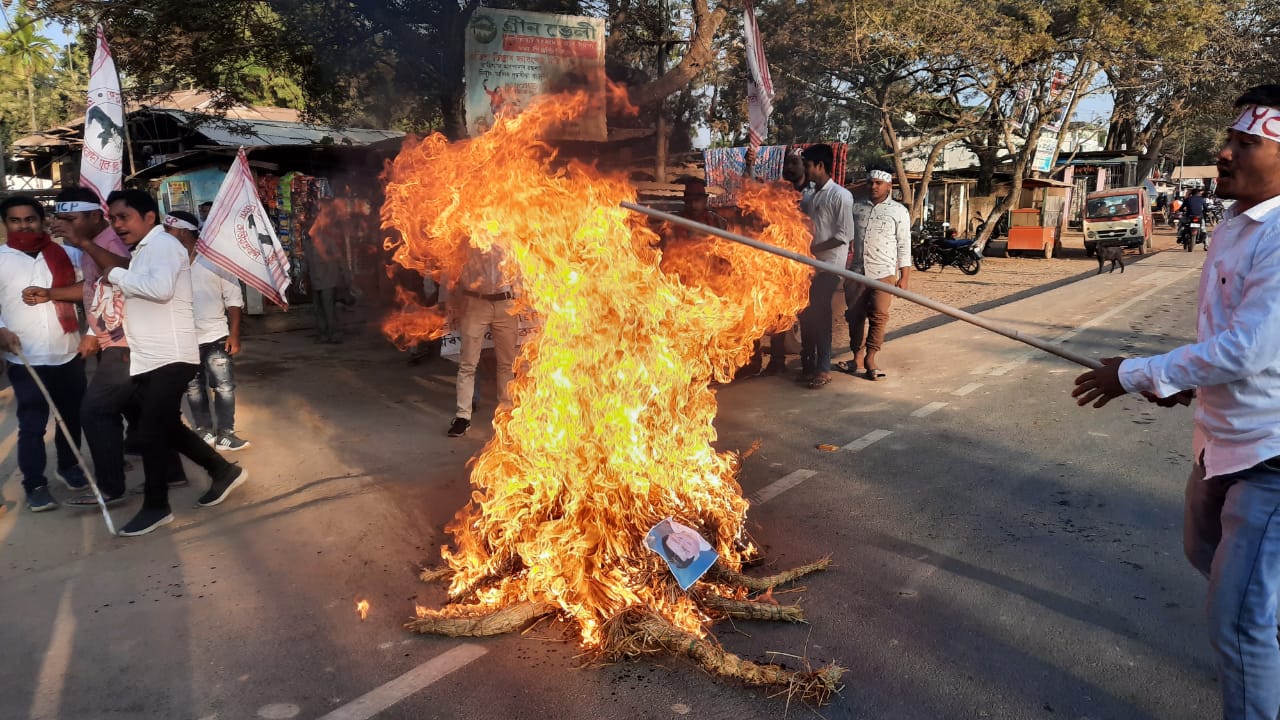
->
[[24, 187, 136, 507], [0, 195, 89, 512]]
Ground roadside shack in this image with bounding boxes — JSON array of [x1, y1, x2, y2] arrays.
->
[[1005, 177, 1072, 258]]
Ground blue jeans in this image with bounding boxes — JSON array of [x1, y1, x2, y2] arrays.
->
[[185, 339, 236, 432], [1185, 458, 1280, 719], [7, 357, 85, 492]]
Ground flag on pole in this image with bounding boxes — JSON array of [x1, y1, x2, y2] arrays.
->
[[80, 26, 125, 205], [197, 148, 292, 308], [742, 0, 774, 149]]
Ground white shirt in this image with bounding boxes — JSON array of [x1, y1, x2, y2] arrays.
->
[[0, 243, 84, 365], [106, 226, 198, 376], [851, 196, 912, 279], [190, 255, 243, 344], [800, 178, 854, 266], [1119, 193, 1280, 478]]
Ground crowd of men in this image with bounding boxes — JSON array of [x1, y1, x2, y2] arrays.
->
[[0, 188, 250, 536]]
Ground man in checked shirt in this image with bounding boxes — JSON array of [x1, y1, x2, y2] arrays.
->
[[843, 165, 911, 381]]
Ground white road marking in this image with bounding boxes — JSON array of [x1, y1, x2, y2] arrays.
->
[[749, 469, 817, 506], [842, 429, 893, 453], [910, 402, 948, 418], [28, 583, 76, 720], [951, 383, 983, 396], [316, 644, 487, 720], [256, 703, 301, 719]]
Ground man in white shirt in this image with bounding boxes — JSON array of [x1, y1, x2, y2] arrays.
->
[[24, 186, 137, 507], [447, 239, 520, 437], [163, 211, 250, 452], [0, 195, 89, 512], [844, 166, 912, 380], [72, 190, 247, 536], [1073, 84, 1280, 720], [797, 144, 853, 389]]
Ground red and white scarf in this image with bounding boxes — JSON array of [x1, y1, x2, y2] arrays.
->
[[8, 231, 78, 333]]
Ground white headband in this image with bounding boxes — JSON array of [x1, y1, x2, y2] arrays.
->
[[55, 201, 100, 213], [163, 215, 199, 232], [1231, 105, 1280, 142], [868, 170, 893, 183]]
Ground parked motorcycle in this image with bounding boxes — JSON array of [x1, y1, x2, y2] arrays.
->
[[1179, 213, 1208, 252], [913, 233, 981, 275]]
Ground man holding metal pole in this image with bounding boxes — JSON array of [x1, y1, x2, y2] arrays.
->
[[0, 195, 91, 513], [1073, 84, 1280, 720], [797, 144, 853, 389]]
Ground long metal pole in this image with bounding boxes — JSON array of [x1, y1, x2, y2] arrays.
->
[[14, 346, 117, 535], [621, 201, 1103, 371]]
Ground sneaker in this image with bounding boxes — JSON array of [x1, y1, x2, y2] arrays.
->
[[447, 417, 470, 437], [197, 466, 248, 507], [196, 428, 217, 446], [26, 485, 58, 512], [67, 491, 127, 508], [215, 431, 251, 452], [118, 507, 174, 536], [57, 465, 90, 491]]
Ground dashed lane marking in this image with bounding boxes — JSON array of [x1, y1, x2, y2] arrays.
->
[[952, 383, 983, 396], [749, 469, 818, 506], [316, 644, 487, 720], [842, 429, 893, 453], [910, 402, 948, 418]]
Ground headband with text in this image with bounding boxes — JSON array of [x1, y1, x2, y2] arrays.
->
[[1231, 105, 1280, 142], [868, 170, 893, 183], [162, 215, 199, 232], [55, 201, 101, 214]]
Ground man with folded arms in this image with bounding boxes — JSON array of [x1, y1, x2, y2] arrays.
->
[[71, 189, 246, 536], [0, 195, 89, 512]]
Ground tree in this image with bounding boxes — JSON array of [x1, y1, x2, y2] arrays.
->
[[0, 10, 58, 132]]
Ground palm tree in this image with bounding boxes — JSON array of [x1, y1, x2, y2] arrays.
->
[[0, 12, 58, 132]]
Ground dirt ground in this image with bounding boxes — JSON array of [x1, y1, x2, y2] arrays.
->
[[879, 224, 1188, 338]]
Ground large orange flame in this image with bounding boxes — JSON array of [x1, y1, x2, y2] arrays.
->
[[383, 91, 813, 646]]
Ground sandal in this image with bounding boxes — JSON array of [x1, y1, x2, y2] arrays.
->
[[808, 373, 832, 389], [833, 360, 859, 375], [66, 491, 126, 507], [865, 368, 886, 381]]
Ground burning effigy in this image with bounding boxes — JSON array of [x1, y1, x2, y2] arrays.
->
[[380, 90, 845, 703]]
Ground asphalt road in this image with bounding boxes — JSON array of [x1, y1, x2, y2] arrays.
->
[[0, 246, 1219, 720]]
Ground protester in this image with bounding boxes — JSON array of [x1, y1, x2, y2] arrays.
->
[[447, 240, 519, 437], [0, 195, 89, 511], [197, 201, 213, 227], [73, 189, 246, 536], [24, 187, 135, 507], [308, 198, 348, 344], [163, 210, 250, 452], [841, 165, 912, 381], [741, 145, 809, 376], [1072, 84, 1280, 720], [797, 144, 853, 389]]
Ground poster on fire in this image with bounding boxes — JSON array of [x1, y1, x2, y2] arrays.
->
[[463, 8, 607, 141]]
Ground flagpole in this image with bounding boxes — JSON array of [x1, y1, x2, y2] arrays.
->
[[621, 201, 1104, 371]]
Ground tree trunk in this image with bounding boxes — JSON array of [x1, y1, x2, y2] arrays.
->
[[1134, 132, 1167, 187], [26, 75, 37, 133], [628, 0, 730, 108], [439, 0, 481, 141]]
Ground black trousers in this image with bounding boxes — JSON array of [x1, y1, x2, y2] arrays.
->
[[81, 347, 140, 498], [133, 362, 231, 511]]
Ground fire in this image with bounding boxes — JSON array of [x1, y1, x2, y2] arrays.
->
[[356, 599, 370, 621], [382, 91, 812, 648]]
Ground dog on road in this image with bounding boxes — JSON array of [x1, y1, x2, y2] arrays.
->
[[1096, 244, 1125, 274]]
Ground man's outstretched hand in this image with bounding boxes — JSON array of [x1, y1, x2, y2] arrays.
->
[[1072, 357, 1127, 408]]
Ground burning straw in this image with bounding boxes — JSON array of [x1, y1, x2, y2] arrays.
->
[[383, 90, 847, 703]]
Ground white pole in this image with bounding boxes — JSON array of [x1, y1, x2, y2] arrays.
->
[[622, 201, 1103, 371], [14, 347, 117, 535]]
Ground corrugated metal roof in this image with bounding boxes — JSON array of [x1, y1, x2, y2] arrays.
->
[[1171, 165, 1218, 180], [158, 111, 401, 147]]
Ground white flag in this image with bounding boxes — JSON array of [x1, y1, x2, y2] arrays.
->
[[197, 148, 292, 308], [742, 0, 774, 149], [81, 26, 124, 205]]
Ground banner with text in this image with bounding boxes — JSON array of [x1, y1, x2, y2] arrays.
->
[[80, 26, 124, 205], [464, 9, 606, 140]]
